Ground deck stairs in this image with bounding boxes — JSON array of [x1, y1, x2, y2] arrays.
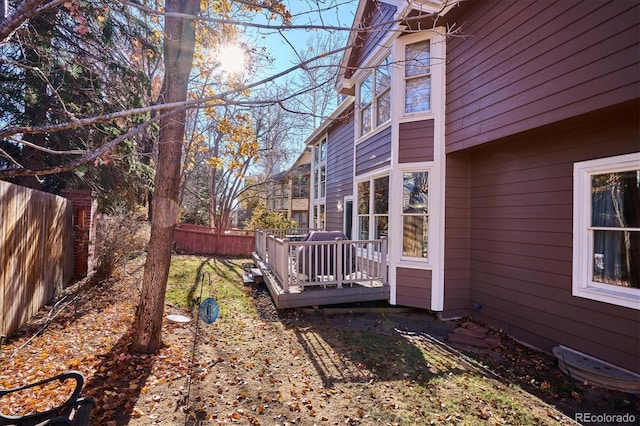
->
[[242, 263, 263, 285]]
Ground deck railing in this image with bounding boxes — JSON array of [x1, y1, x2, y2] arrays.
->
[[254, 229, 388, 293]]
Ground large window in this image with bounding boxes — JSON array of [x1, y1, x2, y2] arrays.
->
[[357, 176, 389, 240], [573, 153, 640, 309], [402, 171, 429, 258], [404, 39, 430, 114], [358, 55, 392, 137]]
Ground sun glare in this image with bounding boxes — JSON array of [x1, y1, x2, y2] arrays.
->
[[218, 44, 246, 76]]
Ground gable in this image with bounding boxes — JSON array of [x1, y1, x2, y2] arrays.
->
[[337, 0, 457, 95]]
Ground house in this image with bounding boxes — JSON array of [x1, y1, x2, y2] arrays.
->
[[296, 0, 639, 376], [263, 148, 312, 228]]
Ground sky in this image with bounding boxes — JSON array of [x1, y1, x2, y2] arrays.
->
[[249, 0, 359, 78]]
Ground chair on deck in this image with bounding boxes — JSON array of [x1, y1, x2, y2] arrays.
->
[[0, 371, 94, 425]]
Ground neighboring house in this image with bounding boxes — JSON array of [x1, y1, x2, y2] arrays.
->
[[305, 0, 639, 374], [265, 148, 312, 228]]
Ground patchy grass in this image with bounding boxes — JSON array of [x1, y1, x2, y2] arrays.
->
[[166, 255, 256, 319]]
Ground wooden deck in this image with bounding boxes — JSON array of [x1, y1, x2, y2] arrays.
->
[[251, 229, 390, 309]]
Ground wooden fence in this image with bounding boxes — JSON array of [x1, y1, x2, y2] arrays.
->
[[0, 181, 74, 338], [173, 223, 254, 256]]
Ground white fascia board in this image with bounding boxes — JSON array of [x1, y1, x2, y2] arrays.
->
[[336, 0, 371, 92], [409, 0, 459, 15]]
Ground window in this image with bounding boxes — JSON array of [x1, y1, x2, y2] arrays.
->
[[573, 153, 640, 309], [358, 55, 392, 137], [402, 171, 429, 258], [357, 175, 389, 240], [404, 40, 430, 114], [312, 203, 325, 230], [292, 211, 308, 229], [311, 137, 327, 230], [312, 138, 326, 199], [292, 174, 309, 198]]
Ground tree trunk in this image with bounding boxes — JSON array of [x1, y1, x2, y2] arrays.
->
[[131, 0, 199, 354]]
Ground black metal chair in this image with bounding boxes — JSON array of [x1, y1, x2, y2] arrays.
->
[[0, 371, 94, 425]]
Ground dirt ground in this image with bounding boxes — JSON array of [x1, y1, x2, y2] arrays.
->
[[1, 256, 638, 425]]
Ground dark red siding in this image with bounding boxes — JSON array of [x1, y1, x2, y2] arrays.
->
[[325, 110, 355, 231], [462, 103, 639, 373], [442, 153, 471, 318], [396, 267, 432, 309], [445, 0, 640, 153], [398, 119, 434, 163], [355, 126, 392, 175]]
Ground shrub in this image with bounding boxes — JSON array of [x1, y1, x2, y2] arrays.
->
[[243, 204, 298, 231], [94, 209, 149, 282]]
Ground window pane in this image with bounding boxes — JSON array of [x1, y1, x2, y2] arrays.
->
[[403, 216, 428, 258], [374, 176, 389, 214], [320, 139, 326, 161], [376, 56, 391, 94], [376, 88, 391, 126], [313, 169, 319, 198], [360, 74, 372, 104], [319, 204, 325, 229], [359, 216, 369, 240], [403, 172, 429, 213], [358, 181, 370, 214], [320, 166, 326, 197], [361, 105, 372, 136], [592, 170, 640, 228], [405, 76, 430, 113], [593, 230, 639, 288], [375, 216, 388, 239], [405, 40, 430, 78]]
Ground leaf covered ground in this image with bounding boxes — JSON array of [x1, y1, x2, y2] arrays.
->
[[1, 255, 637, 425]]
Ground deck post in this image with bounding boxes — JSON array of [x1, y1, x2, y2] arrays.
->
[[281, 238, 290, 293], [335, 237, 343, 288], [381, 237, 388, 285]]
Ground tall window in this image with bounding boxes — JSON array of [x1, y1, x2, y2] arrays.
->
[[358, 55, 392, 137], [573, 153, 640, 309], [312, 137, 326, 199], [402, 171, 429, 258], [311, 137, 327, 230], [357, 176, 389, 240], [404, 40, 430, 114]]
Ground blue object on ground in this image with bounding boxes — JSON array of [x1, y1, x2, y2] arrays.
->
[[199, 297, 219, 324]]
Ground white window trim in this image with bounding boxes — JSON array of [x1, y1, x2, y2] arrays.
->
[[399, 166, 432, 263], [392, 29, 446, 124], [390, 163, 435, 269], [354, 169, 391, 241], [311, 136, 327, 202], [310, 135, 328, 230], [355, 50, 393, 143], [572, 152, 640, 310]]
